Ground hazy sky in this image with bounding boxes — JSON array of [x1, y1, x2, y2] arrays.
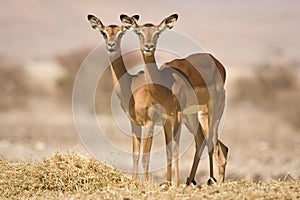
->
[[0, 0, 299, 67]]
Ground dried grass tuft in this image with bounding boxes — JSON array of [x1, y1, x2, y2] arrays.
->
[[0, 153, 144, 199], [0, 153, 299, 199]]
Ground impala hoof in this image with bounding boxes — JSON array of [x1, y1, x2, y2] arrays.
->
[[186, 177, 197, 186], [159, 181, 172, 188], [192, 179, 197, 185], [207, 177, 217, 186]]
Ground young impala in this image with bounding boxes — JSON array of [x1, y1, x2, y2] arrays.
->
[[87, 14, 181, 185], [120, 14, 228, 185]]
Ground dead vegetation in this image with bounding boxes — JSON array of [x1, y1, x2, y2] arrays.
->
[[232, 63, 300, 130], [0, 153, 299, 199], [0, 153, 143, 199]]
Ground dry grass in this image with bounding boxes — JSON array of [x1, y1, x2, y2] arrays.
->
[[0, 153, 299, 199], [232, 63, 300, 129], [0, 153, 144, 199]]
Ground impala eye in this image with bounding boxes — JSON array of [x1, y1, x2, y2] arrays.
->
[[136, 31, 143, 37], [100, 31, 107, 39]]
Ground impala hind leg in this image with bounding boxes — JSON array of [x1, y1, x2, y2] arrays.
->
[[214, 140, 228, 184], [208, 89, 226, 185], [207, 141, 228, 185], [199, 105, 217, 184], [131, 122, 142, 181], [186, 125, 206, 186], [206, 146, 217, 185], [211, 89, 226, 148]]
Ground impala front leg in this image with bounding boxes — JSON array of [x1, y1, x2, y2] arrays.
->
[[131, 121, 142, 181], [142, 123, 154, 182], [163, 120, 173, 185], [173, 112, 182, 187]]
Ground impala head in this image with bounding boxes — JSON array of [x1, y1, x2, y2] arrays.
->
[[120, 14, 178, 56], [87, 14, 139, 54]]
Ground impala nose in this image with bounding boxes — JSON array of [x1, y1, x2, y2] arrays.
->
[[144, 44, 155, 52], [107, 42, 116, 52]]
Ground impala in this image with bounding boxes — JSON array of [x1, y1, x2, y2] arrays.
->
[[87, 14, 181, 184], [120, 14, 228, 185]]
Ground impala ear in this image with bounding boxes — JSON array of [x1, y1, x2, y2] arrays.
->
[[120, 14, 138, 29], [87, 14, 104, 31], [132, 15, 140, 22], [159, 14, 178, 31]]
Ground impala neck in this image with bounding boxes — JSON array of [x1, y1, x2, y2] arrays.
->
[[109, 51, 128, 84], [109, 49, 132, 113], [142, 52, 164, 88]]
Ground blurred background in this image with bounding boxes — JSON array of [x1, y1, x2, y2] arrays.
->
[[0, 0, 299, 183]]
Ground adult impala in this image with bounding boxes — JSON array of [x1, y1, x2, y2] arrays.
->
[[87, 14, 181, 184], [120, 14, 228, 185]]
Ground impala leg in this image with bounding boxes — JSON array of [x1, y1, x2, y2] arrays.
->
[[214, 140, 228, 184], [173, 112, 182, 187], [212, 89, 226, 147], [207, 147, 217, 185], [199, 105, 216, 184], [142, 123, 154, 182], [210, 89, 227, 184], [163, 120, 173, 185], [209, 88, 226, 155], [199, 106, 209, 138], [131, 122, 142, 181], [186, 124, 206, 185]]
